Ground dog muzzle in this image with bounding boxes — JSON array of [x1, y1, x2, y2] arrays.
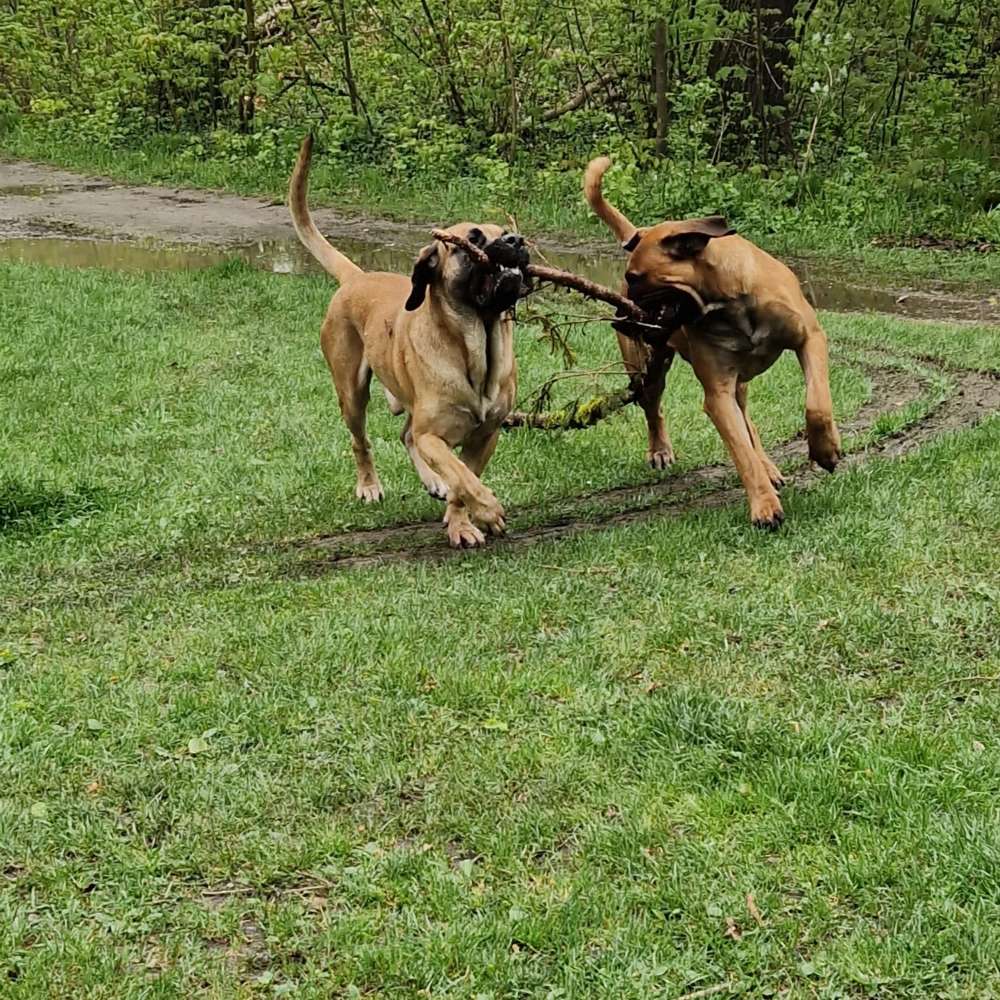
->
[[475, 235, 530, 312], [615, 282, 711, 344]]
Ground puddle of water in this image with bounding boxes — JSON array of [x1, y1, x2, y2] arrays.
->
[[0, 181, 112, 197], [0, 234, 624, 283], [0, 234, 994, 322], [0, 238, 234, 272]]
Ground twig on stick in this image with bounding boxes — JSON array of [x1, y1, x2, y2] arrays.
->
[[504, 388, 636, 430], [430, 229, 491, 266]]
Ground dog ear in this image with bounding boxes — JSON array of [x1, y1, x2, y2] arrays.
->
[[405, 242, 441, 311], [660, 216, 735, 259], [622, 228, 646, 252]]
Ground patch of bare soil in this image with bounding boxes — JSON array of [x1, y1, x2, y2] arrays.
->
[[0, 159, 426, 247], [871, 234, 996, 253]]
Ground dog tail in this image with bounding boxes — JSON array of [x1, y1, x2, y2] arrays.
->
[[583, 156, 640, 248], [288, 135, 363, 285]]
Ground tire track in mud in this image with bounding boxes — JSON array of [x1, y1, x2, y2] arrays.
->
[[278, 354, 999, 575]]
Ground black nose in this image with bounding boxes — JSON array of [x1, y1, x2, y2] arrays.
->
[[502, 233, 525, 248]]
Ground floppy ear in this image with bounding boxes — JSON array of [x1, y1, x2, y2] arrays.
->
[[661, 216, 735, 259], [405, 243, 441, 311], [622, 228, 646, 252]]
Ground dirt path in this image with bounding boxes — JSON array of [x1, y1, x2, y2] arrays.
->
[[278, 355, 999, 575], [0, 158, 427, 247]]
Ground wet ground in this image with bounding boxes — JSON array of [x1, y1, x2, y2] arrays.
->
[[2, 159, 999, 323]]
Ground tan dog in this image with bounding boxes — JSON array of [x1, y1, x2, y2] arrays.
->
[[289, 137, 528, 547], [583, 156, 843, 529]]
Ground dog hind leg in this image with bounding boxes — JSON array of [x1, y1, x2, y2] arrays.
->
[[735, 380, 785, 489], [321, 313, 384, 503], [796, 327, 843, 471], [618, 332, 675, 469]]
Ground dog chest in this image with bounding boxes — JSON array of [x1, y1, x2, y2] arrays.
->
[[460, 317, 514, 400], [692, 296, 788, 374]]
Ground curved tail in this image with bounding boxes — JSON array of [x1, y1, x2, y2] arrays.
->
[[288, 135, 363, 285], [582, 156, 640, 247]]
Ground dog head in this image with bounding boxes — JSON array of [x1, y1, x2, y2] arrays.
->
[[621, 216, 735, 309], [405, 223, 530, 313], [583, 156, 735, 322]]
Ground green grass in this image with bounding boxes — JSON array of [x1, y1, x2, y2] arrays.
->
[[5, 124, 1000, 291], [2, 259, 1000, 998]]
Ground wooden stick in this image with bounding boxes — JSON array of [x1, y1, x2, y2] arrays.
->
[[526, 263, 644, 321], [428, 232, 709, 342], [430, 229, 491, 266], [429, 230, 642, 320]]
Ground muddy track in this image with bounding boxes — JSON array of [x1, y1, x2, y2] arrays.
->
[[276, 354, 998, 575]]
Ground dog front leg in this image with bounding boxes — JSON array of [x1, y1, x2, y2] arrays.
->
[[796, 328, 842, 471], [700, 375, 784, 530], [414, 431, 506, 547], [401, 416, 448, 500]]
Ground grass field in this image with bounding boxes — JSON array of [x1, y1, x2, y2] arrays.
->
[[2, 259, 999, 998]]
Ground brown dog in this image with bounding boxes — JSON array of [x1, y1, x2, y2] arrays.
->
[[583, 156, 843, 528], [289, 137, 528, 547]]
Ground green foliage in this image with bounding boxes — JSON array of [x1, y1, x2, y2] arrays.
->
[[2, 0, 1000, 241]]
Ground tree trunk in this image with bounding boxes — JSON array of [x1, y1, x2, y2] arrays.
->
[[709, 0, 796, 163], [418, 0, 467, 123], [336, 0, 360, 116], [654, 17, 667, 156], [755, 0, 796, 160], [242, 0, 257, 132], [499, 7, 519, 161]]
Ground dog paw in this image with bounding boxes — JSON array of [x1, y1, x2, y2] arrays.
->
[[425, 479, 449, 501], [483, 509, 507, 536], [446, 517, 486, 548], [750, 495, 785, 531], [809, 440, 843, 472], [764, 463, 786, 490], [464, 488, 506, 534], [807, 420, 843, 472], [469, 499, 506, 536], [355, 481, 384, 503], [647, 446, 675, 470]]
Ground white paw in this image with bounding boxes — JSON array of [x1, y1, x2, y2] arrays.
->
[[647, 447, 675, 470], [425, 479, 449, 501], [355, 481, 385, 503]]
